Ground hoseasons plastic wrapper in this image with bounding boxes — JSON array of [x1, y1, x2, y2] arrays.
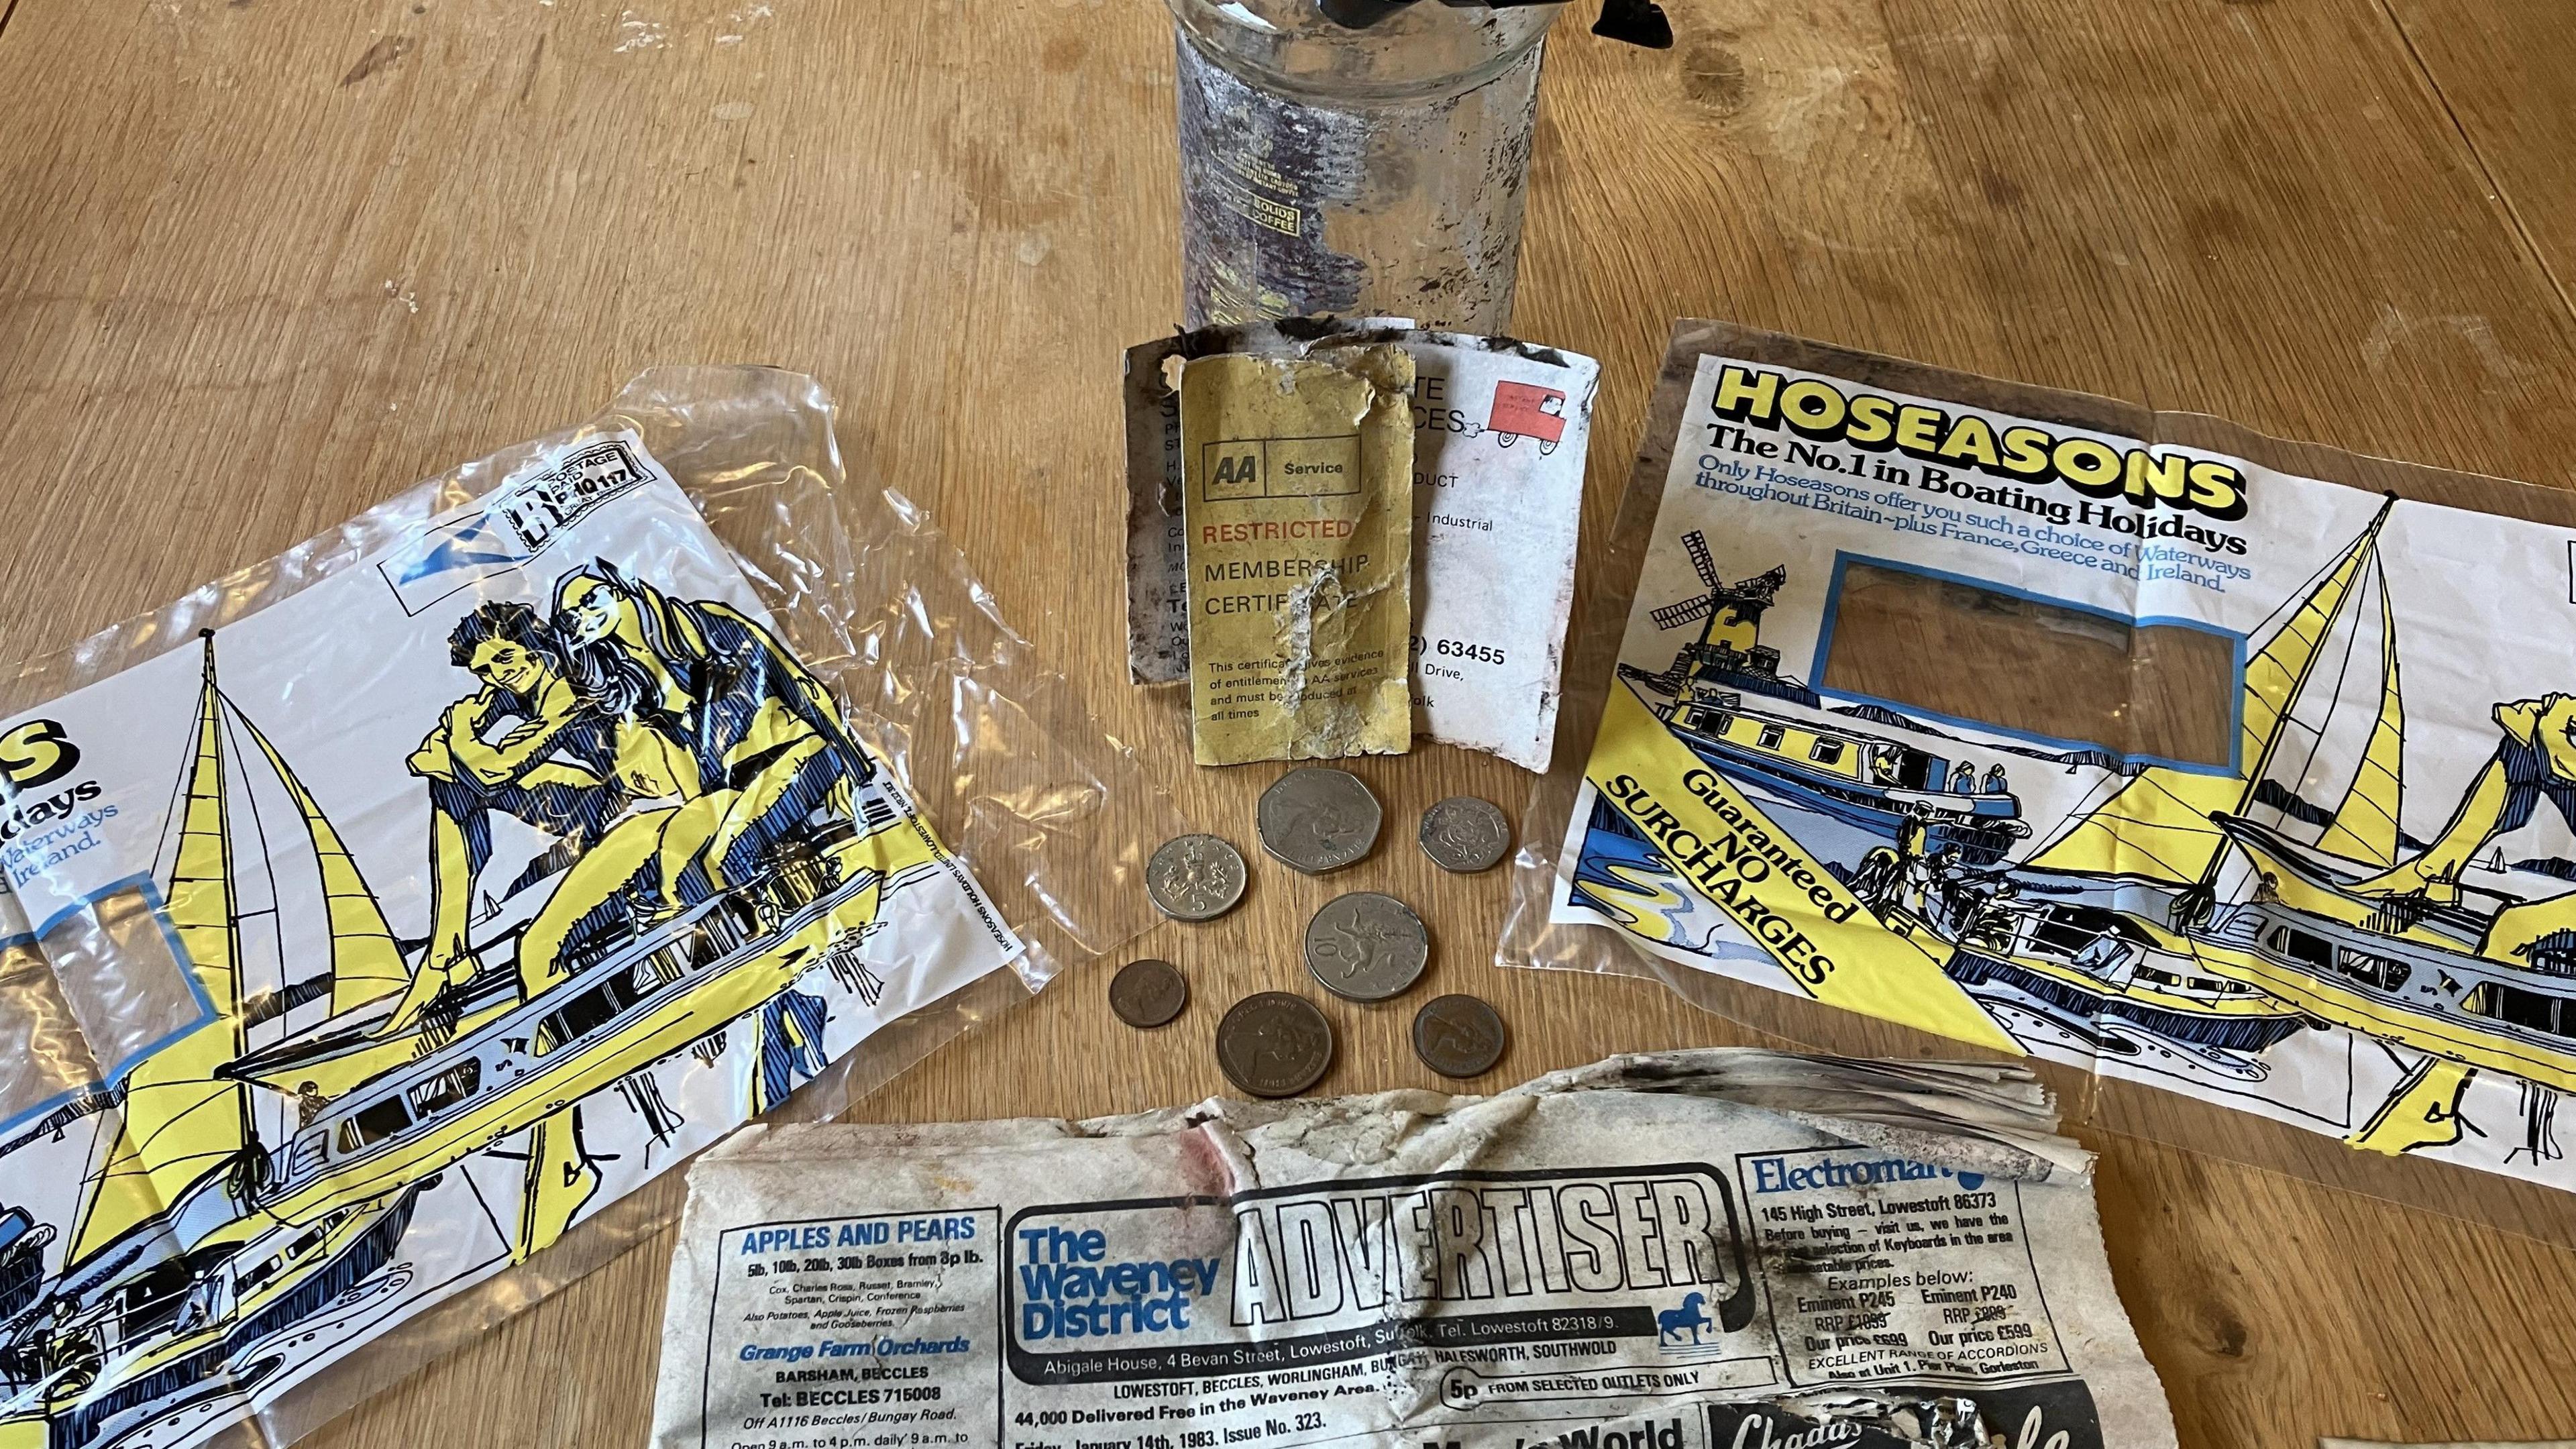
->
[[1501, 320, 2576, 1248], [649, 1051, 2175, 1449], [0, 368, 1179, 1449]]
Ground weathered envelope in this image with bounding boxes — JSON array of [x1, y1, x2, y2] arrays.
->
[[1177, 346, 1415, 765]]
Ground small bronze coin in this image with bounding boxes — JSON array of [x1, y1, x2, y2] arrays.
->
[[1109, 959, 1189, 1029], [1411, 994, 1508, 1079], [1419, 796, 1513, 873], [1214, 992, 1336, 1099], [1303, 892, 1430, 1002], [1146, 834, 1248, 922], [1257, 767, 1382, 874]]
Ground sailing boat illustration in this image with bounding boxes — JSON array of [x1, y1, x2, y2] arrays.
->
[[0, 627, 924, 1449], [2008, 494, 2576, 1150]]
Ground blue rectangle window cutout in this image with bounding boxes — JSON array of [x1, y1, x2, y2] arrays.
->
[[1807, 552, 2245, 777]]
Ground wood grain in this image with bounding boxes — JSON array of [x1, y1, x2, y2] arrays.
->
[[4, 0, 2576, 1445], [2375, 0, 2576, 319]]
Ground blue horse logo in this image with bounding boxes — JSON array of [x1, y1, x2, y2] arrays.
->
[[1657, 1291, 1715, 1346]]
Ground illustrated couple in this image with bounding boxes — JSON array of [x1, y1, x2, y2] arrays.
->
[[382, 559, 875, 1035]]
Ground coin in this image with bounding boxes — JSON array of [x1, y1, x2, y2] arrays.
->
[[1214, 992, 1335, 1099], [1109, 959, 1189, 1029], [1302, 891, 1430, 1002], [1257, 767, 1381, 874], [1146, 834, 1247, 921], [1411, 994, 1508, 1079], [1419, 796, 1513, 873]]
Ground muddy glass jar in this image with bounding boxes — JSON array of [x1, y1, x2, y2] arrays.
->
[[1165, 0, 1562, 333]]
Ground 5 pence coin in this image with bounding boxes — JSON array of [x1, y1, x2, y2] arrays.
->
[[1146, 834, 1247, 922], [1215, 992, 1335, 1099]]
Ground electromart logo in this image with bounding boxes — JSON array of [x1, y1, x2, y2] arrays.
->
[[1745, 1153, 1984, 1195]]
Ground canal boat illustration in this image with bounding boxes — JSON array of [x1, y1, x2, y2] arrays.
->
[[1606, 531, 2030, 867]]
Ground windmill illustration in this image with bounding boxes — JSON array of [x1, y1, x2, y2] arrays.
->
[[1621, 531, 1793, 698]]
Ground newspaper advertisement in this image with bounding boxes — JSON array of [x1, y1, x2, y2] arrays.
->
[[0, 429, 1022, 1449], [649, 1051, 2175, 1449], [1538, 320, 2576, 1199]]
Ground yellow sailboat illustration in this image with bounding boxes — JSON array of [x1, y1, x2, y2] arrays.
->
[[2, 614, 936, 1448], [1, 637, 426, 1449], [2011, 493, 2576, 1143], [1894, 503, 2414, 1060]]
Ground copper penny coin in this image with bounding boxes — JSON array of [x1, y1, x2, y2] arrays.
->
[[1411, 994, 1508, 1079], [1214, 992, 1336, 1099], [1109, 959, 1189, 1029]]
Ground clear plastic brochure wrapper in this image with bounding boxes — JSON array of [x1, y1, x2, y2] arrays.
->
[[1501, 319, 2576, 1248], [649, 1049, 2176, 1449], [0, 366, 1178, 1449]]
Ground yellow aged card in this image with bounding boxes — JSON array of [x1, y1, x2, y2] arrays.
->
[[1179, 347, 1415, 765]]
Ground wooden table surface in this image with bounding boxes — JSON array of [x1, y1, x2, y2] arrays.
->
[[6, 0, 2575, 1444]]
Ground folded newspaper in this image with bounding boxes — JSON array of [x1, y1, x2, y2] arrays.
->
[[650, 1051, 2175, 1449]]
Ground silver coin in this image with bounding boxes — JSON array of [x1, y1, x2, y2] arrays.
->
[[1215, 992, 1335, 1098], [1258, 767, 1381, 874], [1302, 891, 1430, 1002], [1419, 796, 1513, 873], [1146, 835, 1247, 922], [1411, 994, 1507, 1078], [1109, 959, 1189, 1030]]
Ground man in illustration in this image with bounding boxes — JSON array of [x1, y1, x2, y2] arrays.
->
[[1960, 877, 2023, 952], [1983, 763, 2009, 795], [2355, 692, 2576, 904], [388, 602, 627, 1034], [502, 562, 880, 1002]]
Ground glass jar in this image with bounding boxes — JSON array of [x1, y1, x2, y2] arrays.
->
[[1165, 0, 1564, 333]]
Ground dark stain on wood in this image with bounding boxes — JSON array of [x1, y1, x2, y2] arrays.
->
[[341, 35, 413, 87], [517, 33, 547, 106]]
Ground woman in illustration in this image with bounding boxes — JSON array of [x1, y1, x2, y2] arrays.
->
[[504, 561, 877, 997]]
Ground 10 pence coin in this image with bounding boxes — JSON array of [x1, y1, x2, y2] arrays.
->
[[1109, 959, 1189, 1029], [1303, 892, 1430, 1002], [1215, 993, 1336, 1098], [1146, 834, 1247, 922], [1411, 994, 1508, 1078], [1258, 767, 1382, 874]]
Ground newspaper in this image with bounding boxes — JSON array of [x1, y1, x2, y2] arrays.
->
[[649, 1051, 2175, 1449]]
